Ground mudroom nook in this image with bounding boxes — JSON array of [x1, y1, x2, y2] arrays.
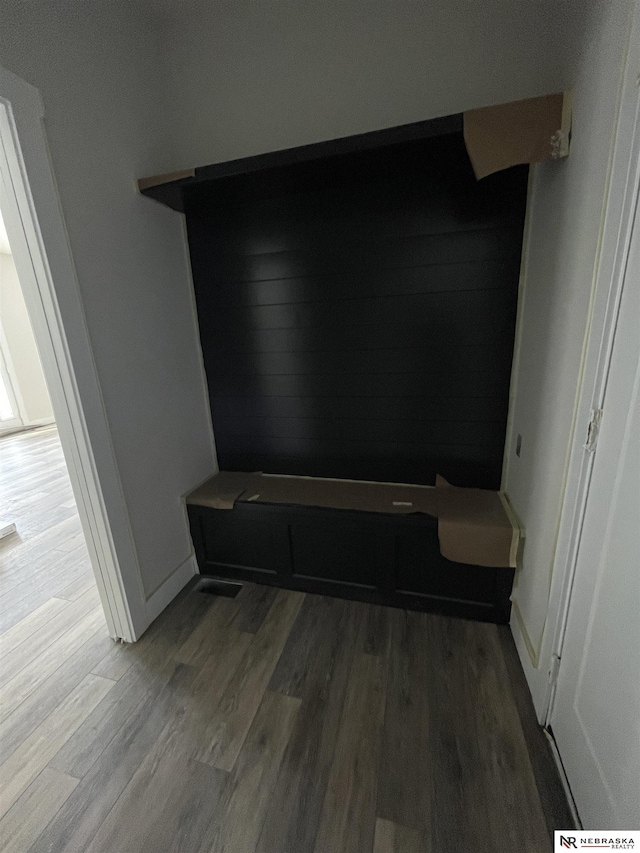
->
[[139, 97, 567, 623]]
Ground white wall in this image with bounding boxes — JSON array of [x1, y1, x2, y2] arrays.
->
[[164, 0, 590, 169], [504, 0, 633, 712], [0, 251, 54, 425], [0, 1, 216, 600]]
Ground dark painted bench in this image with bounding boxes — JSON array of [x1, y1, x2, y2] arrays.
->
[[188, 500, 514, 623]]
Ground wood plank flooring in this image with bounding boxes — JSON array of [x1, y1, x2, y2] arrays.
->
[[0, 426, 98, 635], [0, 427, 572, 852]]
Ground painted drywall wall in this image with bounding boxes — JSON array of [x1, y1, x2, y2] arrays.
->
[[163, 0, 591, 170], [0, 250, 54, 425], [0, 1, 216, 599], [504, 0, 632, 710]]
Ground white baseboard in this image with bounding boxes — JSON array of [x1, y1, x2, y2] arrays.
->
[[510, 606, 551, 722], [25, 416, 56, 428], [0, 420, 55, 437], [144, 553, 198, 627], [0, 425, 27, 437], [543, 728, 582, 829]]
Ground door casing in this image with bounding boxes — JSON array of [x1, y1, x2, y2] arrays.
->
[[0, 65, 148, 641]]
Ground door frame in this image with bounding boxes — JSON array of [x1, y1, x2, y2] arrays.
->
[[0, 65, 144, 641], [542, 1, 640, 725]]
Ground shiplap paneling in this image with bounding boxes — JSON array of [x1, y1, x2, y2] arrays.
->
[[186, 133, 528, 488]]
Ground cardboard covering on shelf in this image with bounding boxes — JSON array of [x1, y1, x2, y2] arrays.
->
[[186, 471, 523, 568], [137, 169, 195, 191], [463, 92, 571, 179]]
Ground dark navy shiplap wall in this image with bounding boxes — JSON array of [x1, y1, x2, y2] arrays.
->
[[185, 133, 528, 488]]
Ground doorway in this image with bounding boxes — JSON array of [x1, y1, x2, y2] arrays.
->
[[0, 66, 141, 641], [0, 196, 105, 640]]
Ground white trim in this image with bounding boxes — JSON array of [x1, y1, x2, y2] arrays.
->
[[540, 2, 640, 724], [543, 728, 582, 830], [0, 421, 23, 434], [21, 415, 55, 429], [0, 65, 148, 642], [497, 491, 525, 568], [0, 415, 56, 436], [144, 554, 198, 626]]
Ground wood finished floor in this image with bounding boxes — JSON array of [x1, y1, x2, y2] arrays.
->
[[0, 427, 571, 853]]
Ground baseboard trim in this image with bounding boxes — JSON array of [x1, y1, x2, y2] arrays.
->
[[0, 422, 56, 438], [543, 727, 582, 829], [24, 416, 56, 428], [512, 599, 539, 666], [510, 603, 551, 721], [144, 553, 198, 627]]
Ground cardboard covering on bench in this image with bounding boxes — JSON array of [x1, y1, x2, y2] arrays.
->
[[435, 475, 519, 568], [186, 471, 262, 510], [187, 472, 522, 569], [243, 474, 440, 517]]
